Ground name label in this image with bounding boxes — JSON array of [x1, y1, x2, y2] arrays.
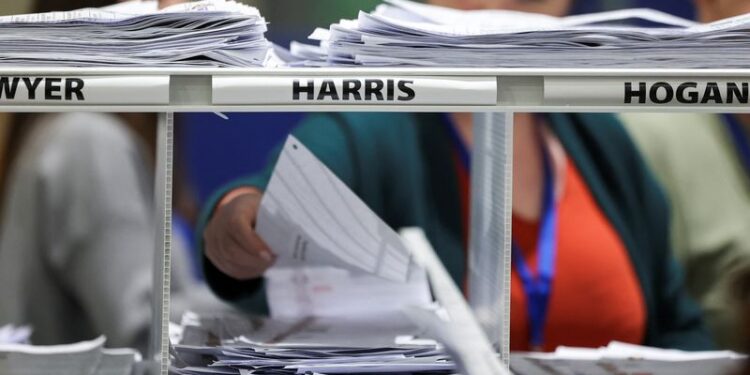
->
[[213, 76, 497, 105], [0, 77, 84, 101], [545, 77, 750, 107], [0, 76, 170, 105], [624, 81, 748, 105], [292, 79, 415, 102]]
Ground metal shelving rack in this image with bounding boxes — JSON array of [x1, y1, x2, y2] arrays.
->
[[3, 67, 749, 375]]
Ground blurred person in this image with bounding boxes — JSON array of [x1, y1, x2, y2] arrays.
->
[[621, 0, 750, 351], [0, 0, 233, 354], [737, 267, 750, 374], [0, 112, 159, 352], [199, 0, 714, 352]]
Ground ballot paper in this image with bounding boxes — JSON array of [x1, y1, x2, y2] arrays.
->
[[174, 342, 452, 375], [169, 228, 507, 374], [510, 341, 748, 375], [170, 231, 506, 375], [0, 0, 271, 67], [289, 0, 750, 68], [256, 136, 431, 319], [171, 312, 455, 375], [0, 336, 141, 375], [0, 324, 31, 345], [264, 266, 431, 318], [257, 135, 417, 282]]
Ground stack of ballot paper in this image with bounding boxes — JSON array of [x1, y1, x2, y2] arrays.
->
[[290, 0, 750, 68], [0, 324, 31, 345], [0, 0, 272, 67], [0, 336, 141, 375], [171, 312, 456, 375], [510, 341, 748, 375], [173, 339, 454, 375]]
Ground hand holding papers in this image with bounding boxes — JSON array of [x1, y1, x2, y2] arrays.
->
[[257, 136, 417, 282], [257, 136, 431, 319], [175, 136, 505, 375]]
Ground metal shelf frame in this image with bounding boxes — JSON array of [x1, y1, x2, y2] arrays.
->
[[4, 67, 750, 375], [3, 67, 750, 111]]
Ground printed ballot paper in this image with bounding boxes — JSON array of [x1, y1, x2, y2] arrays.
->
[[511, 341, 747, 375], [171, 312, 458, 375], [256, 136, 432, 318], [289, 0, 750, 68], [0, 0, 272, 67]]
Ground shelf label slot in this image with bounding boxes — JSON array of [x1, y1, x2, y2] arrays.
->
[[545, 77, 750, 107], [213, 76, 497, 105], [0, 75, 169, 105]]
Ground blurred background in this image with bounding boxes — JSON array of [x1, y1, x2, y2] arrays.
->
[[0, 0, 701, 267], [0, 0, 697, 217], [4, 0, 746, 359]]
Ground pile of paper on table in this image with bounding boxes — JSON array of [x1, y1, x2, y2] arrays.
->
[[289, 0, 750, 68], [168, 136, 479, 374], [0, 0, 272, 67], [0, 336, 141, 375], [171, 313, 455, 375], [511, 341, 747, 375]]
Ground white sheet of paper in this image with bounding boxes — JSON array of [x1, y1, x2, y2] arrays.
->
[[290, 0, 750, 69], [257, 135, 416, 283], [510, 341, 748, 375], [0, 0, 270, 67], [265, 266, 431, 318]]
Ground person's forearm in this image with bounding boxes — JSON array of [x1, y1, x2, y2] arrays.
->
[[217, 186, 262, 210]]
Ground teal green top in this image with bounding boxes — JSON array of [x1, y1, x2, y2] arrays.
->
[[198, 112, 714, 351]]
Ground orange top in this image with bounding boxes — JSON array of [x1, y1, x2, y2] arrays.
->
[[509, 160, 647, 351]]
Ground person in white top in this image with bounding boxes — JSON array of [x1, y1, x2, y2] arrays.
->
[[0, 0, 234, 355]]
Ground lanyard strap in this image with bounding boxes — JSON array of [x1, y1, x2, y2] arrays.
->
[[512, 135, 558, 349], [724, 114, 750, 179], [444, 114, 472, 172], [444, 115, 558, 349]]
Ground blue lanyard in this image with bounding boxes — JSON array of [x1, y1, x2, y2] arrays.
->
[[512, 136, 558, 350], [443, 114, 471, 172], [444, 115, 558, 350], [724, 114, 750, 179]]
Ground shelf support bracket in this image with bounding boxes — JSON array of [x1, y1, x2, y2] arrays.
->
[[150, 112, 174, 375], [468, 111, 514, 369]]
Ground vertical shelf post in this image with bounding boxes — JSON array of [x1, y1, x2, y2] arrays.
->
[[150, 112, 174, 375], [468, 112, 514, 368]]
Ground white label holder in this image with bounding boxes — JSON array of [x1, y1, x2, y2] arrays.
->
[[213, 76, 497, 106]]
